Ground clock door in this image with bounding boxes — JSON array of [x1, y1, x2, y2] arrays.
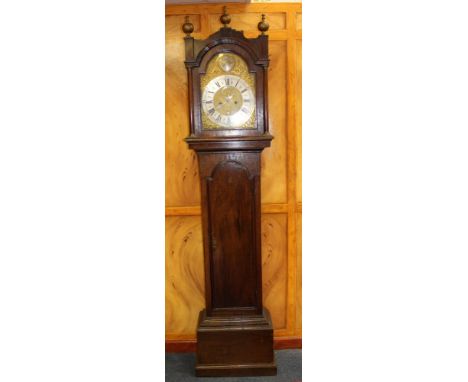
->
[[198, 151, 262, 316], [207, 160, 258, 311]]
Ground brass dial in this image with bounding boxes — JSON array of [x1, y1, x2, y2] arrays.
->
[[201, 53, 255, 129], [202, 75, 255, 128]]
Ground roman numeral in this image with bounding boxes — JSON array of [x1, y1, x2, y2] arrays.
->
[[207, 91, 214, 94], [225, 78, 230, 85], [241, 89, 247, 93], [208, 108, 215, 115], [215, 81, 221, 88], [204, 100, 213, 104], [216, 115, 221, 122], [241, 107, 249, 114]]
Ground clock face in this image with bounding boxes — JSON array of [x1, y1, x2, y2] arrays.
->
[[202, 75, 255, 128], [200, 52, 256, 129]]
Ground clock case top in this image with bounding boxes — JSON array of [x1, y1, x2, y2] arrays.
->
[[184, 26, 273, 151]]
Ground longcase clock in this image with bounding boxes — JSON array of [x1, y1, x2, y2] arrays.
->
[[182, 9, 276, 377]]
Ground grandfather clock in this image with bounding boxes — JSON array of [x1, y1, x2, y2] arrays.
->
[[182, 8, 276, 377]]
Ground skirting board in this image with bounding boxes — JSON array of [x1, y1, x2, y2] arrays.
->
[[166, 337, 302, 353]]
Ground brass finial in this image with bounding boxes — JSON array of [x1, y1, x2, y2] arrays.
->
[[182, 15, 194, 36], [257, 14, 269, 35], [220, 6, 231, 27]]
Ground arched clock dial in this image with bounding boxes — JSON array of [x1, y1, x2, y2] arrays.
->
[[202, 74, 255, 128]]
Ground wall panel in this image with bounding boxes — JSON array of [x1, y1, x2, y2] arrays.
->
[[262, 40, 288, 204], [296, 212, 302, 334], [166, 14, 201, 36], [296, 13, 302, 31], [165, 216, 205, 337], [262, 214, 288, 330], [296, 41, 302, 203], [165, 37, 201, 207]]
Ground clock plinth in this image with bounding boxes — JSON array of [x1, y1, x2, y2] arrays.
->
[[182, 15, 275, 377], [196, 309, 276, 377]]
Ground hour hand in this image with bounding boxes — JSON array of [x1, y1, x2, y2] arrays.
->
[[224, 95, 233, 105], [215, 100, 224, 110]]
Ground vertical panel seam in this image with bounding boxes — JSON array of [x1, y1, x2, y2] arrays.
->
[[286, 8, 298, 337]]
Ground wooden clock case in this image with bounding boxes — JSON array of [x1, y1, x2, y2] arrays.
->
[[183, 14, 276, 377]]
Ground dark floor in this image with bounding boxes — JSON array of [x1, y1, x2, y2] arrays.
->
[[165, 349, 301, 382]]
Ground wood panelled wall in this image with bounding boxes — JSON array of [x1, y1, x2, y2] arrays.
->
[[165, 2, 302, 343]]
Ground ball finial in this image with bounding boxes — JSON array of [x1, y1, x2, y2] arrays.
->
[[182, 15, 194, 36], [220, 6, 231, 27], [257, 14, 269, 35]]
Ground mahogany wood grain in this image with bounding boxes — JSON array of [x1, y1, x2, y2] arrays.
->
[[208, 160, 258, 310]]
